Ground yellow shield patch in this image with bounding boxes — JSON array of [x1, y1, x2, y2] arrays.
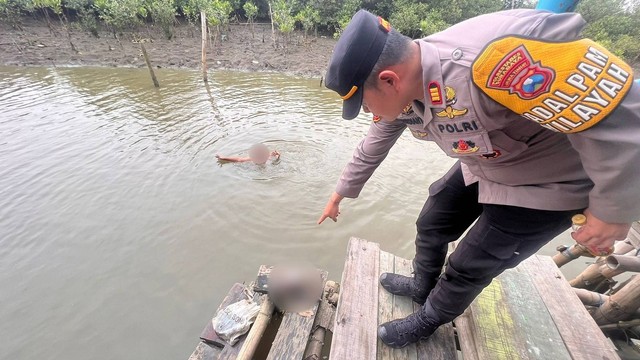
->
[[472, 36, 634, 133]]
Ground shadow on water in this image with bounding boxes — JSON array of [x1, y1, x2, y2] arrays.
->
[[0, 66, 582, 360]]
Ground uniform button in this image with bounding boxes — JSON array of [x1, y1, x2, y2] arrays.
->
[[452, 48, 463, 61]]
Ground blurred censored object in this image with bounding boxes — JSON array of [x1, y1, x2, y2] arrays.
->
[[267, 263, 324, 312]]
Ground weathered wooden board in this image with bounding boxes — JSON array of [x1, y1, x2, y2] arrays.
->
[[188, 341, 222, 360], [330, 237, 380, 360], [393, 256, 418, 360], [628, 222, 640, 249], [415, 304, 457, 359], [377, 251, 395, 360], [265, 271, 328, 360], [377, 249, 457, 360], [523, 255, 620, 360], [200, 283, 248, 348], [456, 255, 619, 360], [468, 267, 571, 359]]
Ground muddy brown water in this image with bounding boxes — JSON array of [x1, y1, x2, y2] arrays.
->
[[0, 66, 580, 359]]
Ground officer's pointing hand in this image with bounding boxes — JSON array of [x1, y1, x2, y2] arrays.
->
[[317, 192, 344, 224], [571, 209, 630, 254]]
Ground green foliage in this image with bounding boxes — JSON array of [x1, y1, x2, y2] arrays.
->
[[388, 0, 428, 38], [207, 0, 233, 27], [579, 0, 640, 63], [271, 0, 295, 34], [418, 10, 449, 36], [312, 0, 342, 32], [243, 1, 257, 21], [2, 0, 639, 66], [334, 0, 360, 36], [425, 0, 501, 25], [0, 0, 24, 28], [147, 0, 177, 39], [64, 0, 99, 36], [95, 0, 146, 31], [180, 0, 208, 24], [32, 0, 63, 14], [295, 5, 319, 36]]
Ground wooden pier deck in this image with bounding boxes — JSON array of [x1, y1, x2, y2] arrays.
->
[[332, 237, 619, 360], [189, 237, 621, 359]]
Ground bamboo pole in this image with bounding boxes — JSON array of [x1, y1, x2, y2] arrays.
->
[[268, 2, 276, 49], [201, 11, 208, 83], [593, 275, 640, 325], [599, 319, 640, 331], [553, 243, 592, 268], [140, 43, 160, 88], [574, 288, 609, 307], [236, 296, 275, 360], [606, 253, 640, 273], [569, 247, 636, 289], [303, 298, 334, 360]]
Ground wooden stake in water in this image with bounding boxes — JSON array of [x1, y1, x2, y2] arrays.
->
[[201, 11, 208, 83], [140, 43, 159, 88]]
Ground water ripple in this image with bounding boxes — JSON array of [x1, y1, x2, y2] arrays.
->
[[0, 65, 463, 360]]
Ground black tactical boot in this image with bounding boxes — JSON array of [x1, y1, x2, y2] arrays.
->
[[377, 300, 441, 349], [379, 272, 430, 305]]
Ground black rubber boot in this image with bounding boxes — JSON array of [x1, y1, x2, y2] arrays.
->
[[377, 300, 441, 349], [379, 272, 430, 305]]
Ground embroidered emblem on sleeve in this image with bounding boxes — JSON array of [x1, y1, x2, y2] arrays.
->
[[452, 139, 479, 154], [427, 81, 443, 105], [411, 130, 428, 138], [472, 36, 634, 133], [436, 86, 469, 119]]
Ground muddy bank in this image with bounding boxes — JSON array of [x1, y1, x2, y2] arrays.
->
[[0, 18, 336, 79]]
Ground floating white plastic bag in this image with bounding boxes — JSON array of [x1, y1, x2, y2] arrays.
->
[[212, 299, 260, 345]]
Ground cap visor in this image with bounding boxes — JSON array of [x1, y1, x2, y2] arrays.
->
[[341, 89, 363, 120]]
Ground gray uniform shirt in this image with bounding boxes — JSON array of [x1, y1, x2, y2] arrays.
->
[[335, 9, 640, 223]]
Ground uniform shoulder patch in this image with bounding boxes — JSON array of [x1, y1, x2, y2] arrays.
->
[[472, 36, 634, 133]]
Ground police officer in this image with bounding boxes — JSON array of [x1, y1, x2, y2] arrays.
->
[[318, 9, 640, 348]]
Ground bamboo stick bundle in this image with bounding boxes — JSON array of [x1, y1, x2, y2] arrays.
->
[[592, 275, 640, 325], [554, 238, 635, 268], [567, 241, 635, 289]]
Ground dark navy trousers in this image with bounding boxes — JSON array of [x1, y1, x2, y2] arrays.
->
[[414, 162, 580, 323]]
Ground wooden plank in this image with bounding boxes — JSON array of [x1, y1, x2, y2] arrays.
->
[[522, 255, 620, 360], [330, 237, 380, 360], [377, 251, 457, 360], [628, 222, 640, 249], [460, 258, 574, 360], [377, 251, 395, 360], [454, 308, 479, 360], [188, 341, 222, 360], [499, 267, 572, 359], [265, 271, 328, 360], [415, 307, 456, 360], [465, 276, 526, 359], [400, 259, 456, 360], [200, 283, 248, 348], [393, 256, 418, 360]]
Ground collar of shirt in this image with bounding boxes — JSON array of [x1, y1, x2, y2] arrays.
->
[[414, 40, 445, 127]]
